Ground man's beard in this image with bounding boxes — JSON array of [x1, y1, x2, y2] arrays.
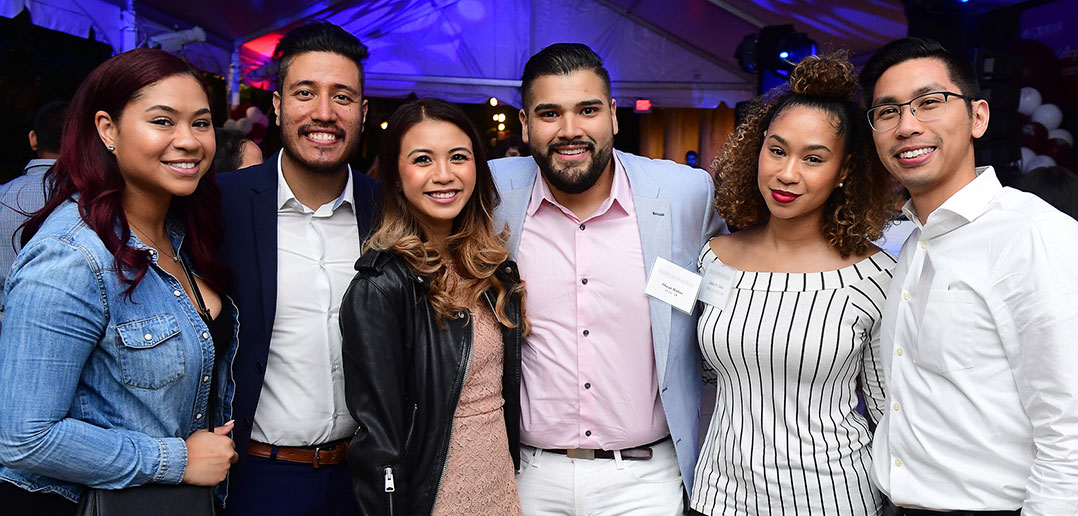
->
[[531, 139, 613, 194], [280, 114, 355, 175]]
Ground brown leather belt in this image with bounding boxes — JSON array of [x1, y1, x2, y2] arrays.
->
[[248, 439, 349, 469], [545, 435, 670, 461]]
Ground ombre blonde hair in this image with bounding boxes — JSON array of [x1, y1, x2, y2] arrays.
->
[[367, 98, 528, 333]]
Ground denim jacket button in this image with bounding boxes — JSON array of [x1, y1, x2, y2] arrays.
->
[[143, 333, 153, 341], [202, 375, 210, 383], [173, 290, 182, 297], [202, 332, 209, 339], [195, 413, 202, 419]]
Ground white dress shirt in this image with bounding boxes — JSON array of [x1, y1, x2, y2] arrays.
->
[[872, 166, 1078, 515], [250, 153, 361, 446]]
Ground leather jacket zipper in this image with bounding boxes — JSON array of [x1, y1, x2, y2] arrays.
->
[[403, 403, 419, 450], [384, 466, 396, 516]]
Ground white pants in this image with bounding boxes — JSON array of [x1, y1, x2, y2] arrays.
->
[[516, 439, 685, 515]]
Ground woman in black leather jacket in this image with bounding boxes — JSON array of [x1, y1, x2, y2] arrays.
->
[[340, 98, 528, 516]]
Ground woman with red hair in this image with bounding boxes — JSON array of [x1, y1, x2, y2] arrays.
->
[[0, 49, 239, 514]]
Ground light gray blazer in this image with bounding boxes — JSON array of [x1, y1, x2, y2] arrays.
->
[[490, 150, 724, 495]]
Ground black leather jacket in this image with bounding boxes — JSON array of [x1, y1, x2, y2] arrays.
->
[[340, 250, 523, 516]]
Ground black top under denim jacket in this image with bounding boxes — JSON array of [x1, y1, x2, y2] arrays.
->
[[339, 250, 523, 516]]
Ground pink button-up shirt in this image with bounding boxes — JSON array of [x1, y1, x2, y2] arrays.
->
[[517, 156, 668, 451]]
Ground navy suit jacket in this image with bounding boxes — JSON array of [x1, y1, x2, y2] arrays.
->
[[217, 151, 379, 464]]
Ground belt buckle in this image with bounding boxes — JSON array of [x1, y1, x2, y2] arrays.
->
[[312, 447, 321, 469], [565, 449, 594, 459]]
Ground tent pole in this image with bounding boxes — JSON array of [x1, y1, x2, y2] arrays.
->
[[121, 0, 138, 52], [228, 47, 241, 108]]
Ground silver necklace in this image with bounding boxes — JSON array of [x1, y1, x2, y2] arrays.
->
[[129, 223, 179, 262]]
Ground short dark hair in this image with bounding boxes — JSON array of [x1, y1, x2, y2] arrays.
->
[[1014, 166, 1078, 220], [859, 37, 980, 109], [214, 127, 253, 173], [273, 22, 369, 91], [520, 43, 611, 110], [32, 100, 69, 154]]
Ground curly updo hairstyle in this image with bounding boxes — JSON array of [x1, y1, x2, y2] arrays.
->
[[712, 51, 895, 258]]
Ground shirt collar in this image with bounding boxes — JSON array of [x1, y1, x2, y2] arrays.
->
[[23, 158, 55, 175], [525, 152, 632, 219], [903, 165, 1001, 237], [275, 151, 354, 212]]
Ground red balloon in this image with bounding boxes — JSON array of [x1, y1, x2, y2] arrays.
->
[[1043, 138, 1071, 163], [249, 123, 267, 141], [1021, 122, 1049, 152], [229, 102, 254, 120]]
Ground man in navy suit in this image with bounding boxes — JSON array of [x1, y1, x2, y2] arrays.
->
[[217, 22, 378, 515]]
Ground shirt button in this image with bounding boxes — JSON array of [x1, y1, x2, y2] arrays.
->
[[919, 240, 928, 249], [584, 430, 592, 436], [584, 382, 591, 389], [902, 291, 911, 301], [195, 413, 203, 420], [894, 458, 902, 467], [893, 402, 901, 412], [173, 290, 182, 297], [202, 375, 210, 383], [579, 224, 586, 231], [458, 311, 465, 319], [896, 348, 904, 356], [582, 329, 589, 337], [202, 331, 210, 339], [504, 266, 512, 274], [581, 278, 588, 285], [143, 333, 153, 341]]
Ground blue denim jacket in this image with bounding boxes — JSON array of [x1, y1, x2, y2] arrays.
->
[[0, 201, 239, 502]]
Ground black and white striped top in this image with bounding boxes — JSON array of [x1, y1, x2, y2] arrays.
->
[[690, 243, 895, 516]]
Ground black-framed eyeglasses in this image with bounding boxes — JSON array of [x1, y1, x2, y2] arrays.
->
[[867, 91, 969, 132]]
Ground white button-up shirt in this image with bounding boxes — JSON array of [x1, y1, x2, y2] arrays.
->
[[872, 166, 1078, 515], [250, 154, 361, 446]]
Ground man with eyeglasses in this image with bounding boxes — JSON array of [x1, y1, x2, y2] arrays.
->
[[860, 37, 1078, 516]]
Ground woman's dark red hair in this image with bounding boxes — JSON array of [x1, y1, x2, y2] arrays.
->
[[22, 48, 227, 294]]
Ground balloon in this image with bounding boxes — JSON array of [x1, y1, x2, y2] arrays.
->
[[1032, 104, 1063, 130], [258, 113, 270, 126], [1029, 154, 1058, 171], [1042, 139, 1071, 163], [1021, 122, 1048, 152], [223, 118, 239, 130], [239, 117, 254, 133], [229, 103, 253, 120], [246, 106, 262, 119], [1020, 147, 1037, 172], [1048, 128, 1073, 147], [1018, 87, 1043, 116], [249, 123, 267, 142]]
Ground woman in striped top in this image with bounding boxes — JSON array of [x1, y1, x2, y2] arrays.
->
[[691, 52, 898, 515]]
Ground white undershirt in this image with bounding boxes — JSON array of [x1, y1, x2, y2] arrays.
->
[[250, 153, 361, 446]]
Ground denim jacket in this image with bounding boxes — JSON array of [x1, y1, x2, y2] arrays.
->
[[0, 201, 239, 502]]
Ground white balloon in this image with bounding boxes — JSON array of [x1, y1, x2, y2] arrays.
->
[[239, 117, 254, 133], [246, 106, 262, 119], [1032, 103, 1064, 131], [223, 118, 239, 130], [1018, 87, 1043, 116], [1048, 128, 1073, 147], [258, 113, 269, 126], [1028, 154, 1058, 172], [1021, 146, 1037, 172]]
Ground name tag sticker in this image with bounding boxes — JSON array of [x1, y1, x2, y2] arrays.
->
[[644, 257, 703, 314], [698, 262, 736, 309]]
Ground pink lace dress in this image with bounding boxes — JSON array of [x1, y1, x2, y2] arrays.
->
[[430, 273, 523, 516]]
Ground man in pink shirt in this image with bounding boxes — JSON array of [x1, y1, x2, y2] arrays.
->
[[491, 43, 723, 515]]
